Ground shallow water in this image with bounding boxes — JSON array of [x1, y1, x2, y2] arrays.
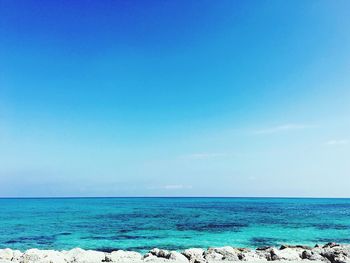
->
[[0, 198, 349, 252]]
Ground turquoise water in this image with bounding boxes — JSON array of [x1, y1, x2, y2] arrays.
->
[[0, 198, 350, 252]]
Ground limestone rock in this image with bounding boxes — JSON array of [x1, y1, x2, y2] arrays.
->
[[280, 245, 312, 250], [269, 247, 303, 261], [182, 248, 205, 263], [205, 247, 240, 261], [74, 250, 105, 263], [240, 249, 268, 261], [168, 251, 189, 262], [323, 243, 340, 249], [20, 249, 67, 263], [62, 248, 105, 263], [321, 244, 350, 263], [301, 250, 328, 261], [0, 249, 20, 261], [149, 249, 170, 259], [106, 250, 142, 262], [146, 249, 188, 262], [2, 242, 350, 263], [62, 248, 85, 262], [143, 255, 169, 262], [254, 247, 274, 261]]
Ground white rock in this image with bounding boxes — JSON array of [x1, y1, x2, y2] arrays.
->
[[40, 253, 66, 263], [21, 249, 67, 263], [20, 249, 44, 263], [143, 253, 171, 263], [205, 251, 223, 261], [168, 251, 188, 262], [5, 243, 350, 263], [71, 250, 105, 263], [13, 250, 23, 262], [320, 245, 350, 263], [254, 247, 275, 261], [149, 248, 170, 259], [205, 247, 240, 261], [61, 248, 106, 263], [271, 248, 302, 261], [107, 250, 142, 262], [301, 249, 326, 261], [0, 249, 16, 261], [143, 254, 169, 262], [240, 250, 268, 261], [62, 247, 85, 261], [145, 249, 188, 262], [182, 248, 205, 263]]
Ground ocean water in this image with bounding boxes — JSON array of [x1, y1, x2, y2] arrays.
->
[[0, 198, 350, 252]]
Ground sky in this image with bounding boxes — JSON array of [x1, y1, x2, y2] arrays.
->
[[0, 0, 350, 197]]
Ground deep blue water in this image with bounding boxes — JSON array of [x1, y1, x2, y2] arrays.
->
[[0, 198, 350, 252]]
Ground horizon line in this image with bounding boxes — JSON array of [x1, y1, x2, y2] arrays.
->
[[0, 196, 349, 199]]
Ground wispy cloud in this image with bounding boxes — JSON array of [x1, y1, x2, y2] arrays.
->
[[180, 153, 226, 160], [253, 123, 314, 135], [326, 139, 349, 146]]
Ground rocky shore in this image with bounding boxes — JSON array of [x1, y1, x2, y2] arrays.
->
[[0, 243, 349, 263]]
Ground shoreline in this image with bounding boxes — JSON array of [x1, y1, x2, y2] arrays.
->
[[0, 243, 349, 263]]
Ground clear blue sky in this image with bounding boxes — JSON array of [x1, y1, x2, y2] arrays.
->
[[1, 0, 349, 197]]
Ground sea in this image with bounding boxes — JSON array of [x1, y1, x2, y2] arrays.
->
[[0, 197, 349, 252]]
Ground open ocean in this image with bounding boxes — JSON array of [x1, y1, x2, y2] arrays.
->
[[0, 198, 350, 252]]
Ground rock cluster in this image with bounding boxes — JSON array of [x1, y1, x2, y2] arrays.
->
[[0, 243, 349, 263]]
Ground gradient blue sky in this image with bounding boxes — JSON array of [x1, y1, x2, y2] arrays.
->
[[1, 0, 350, 197]]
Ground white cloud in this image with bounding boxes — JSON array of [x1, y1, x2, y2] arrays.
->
[[326, 139, 349, 146], [253, 124, 314, 134], [181, 153, 226, 160]]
